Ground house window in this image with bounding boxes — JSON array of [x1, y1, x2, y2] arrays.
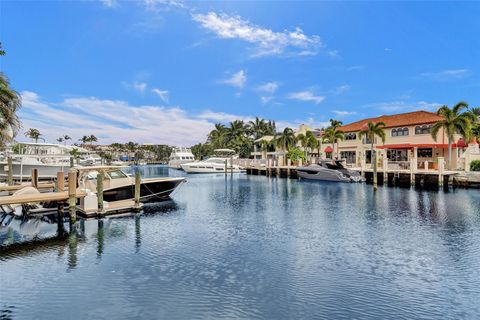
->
[[391, 127, 409, 137], [417, 148, 433, 158], [363, 137, 373, 144], [345, 133, 356, 140], [387, 149, 408, 162], [415, 125, 432, 134], [340, 151, 356, 164]]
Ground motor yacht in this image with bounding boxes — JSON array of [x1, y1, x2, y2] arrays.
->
[[296, 160, 365, 182], [180, 149, 245, 174], [77, 166, 185, 202], [0, 142, 91, 181], [168, 147, 195, 169]]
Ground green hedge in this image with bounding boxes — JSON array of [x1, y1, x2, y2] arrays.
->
[[471, 160, 480, 171]]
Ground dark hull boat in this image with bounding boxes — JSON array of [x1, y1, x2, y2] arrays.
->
[[102, 177, 185, 202]]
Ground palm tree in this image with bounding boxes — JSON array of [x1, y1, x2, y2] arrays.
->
[[25, 128, 42, 143], [297, 131, 318, 161], [329, 119, 343, 129], [56, 137, 64, 144], [276, 128, 296, 151], [80, 135, 89, 145], [248, 117, 266, 139], [359, 121, 386, 191], [431, 102, 472, 170], [69, 147, 81, 164], [323, 127, 344, 159], [0, 72, 21, 146], [208, 123, 228, 149], [63, 135, 71, 145]]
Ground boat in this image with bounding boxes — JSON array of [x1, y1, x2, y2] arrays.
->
[[77, 166, 185, 202], [168, 147, 195, 169], [0, 142, 89, 181], [180, 149, 245, 174], [296, 160, 365, 182]]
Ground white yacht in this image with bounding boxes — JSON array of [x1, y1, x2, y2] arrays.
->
[[168, 147, 195, 169], [0, 142, 90, 181], [180, 149, 245, 174]]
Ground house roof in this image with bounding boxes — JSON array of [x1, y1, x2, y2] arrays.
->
[[338, 110, 443, 132]]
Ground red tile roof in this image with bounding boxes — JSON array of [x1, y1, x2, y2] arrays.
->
[[339, 111, 443, 132]]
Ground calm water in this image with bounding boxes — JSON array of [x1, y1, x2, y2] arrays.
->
[[1, 165, 480, 319]]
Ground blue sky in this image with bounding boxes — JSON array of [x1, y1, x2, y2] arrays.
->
[[1, 0, 479, 145]]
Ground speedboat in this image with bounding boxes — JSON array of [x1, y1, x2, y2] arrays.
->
[[168, 147, 195, 169], [297, 160, 365, 183], [77, 166, 185, 202]]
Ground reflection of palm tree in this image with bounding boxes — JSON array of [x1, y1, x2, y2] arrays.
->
[[359, 121, 386, 191], [431, 102, 472, 170]]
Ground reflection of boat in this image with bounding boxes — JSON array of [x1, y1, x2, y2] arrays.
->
[[297, 160, 365, 182], [168, 147, 195, 169], [77, 166, 185, 202], [180, 149, 244, 174]]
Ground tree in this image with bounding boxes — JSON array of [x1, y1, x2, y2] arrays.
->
[[56, 137, 64, 144], [329, 119, 343, 129], [248, 117, 266, 140], [63, 135, 72, 145], [323, 126, 344, 159], [431, 102, 472, 170], [25, 128, 42, 143], [0, 42, 5, 56], [306, 131, 319, 163], [0, 72, 21, 147], [69, 147, 81, 164], [286, 146, 306, 164], [208, 123, 228, 149], [275, 127, 296, 151], [359, 121, 386, 191]]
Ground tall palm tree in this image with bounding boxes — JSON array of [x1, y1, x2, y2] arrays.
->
[[248, 117, 267, 139], [63, 135, 72, 145], [323, 127, 344, 159], [431, 102, 472, 170], [275, 127, 296, 151], [296, 132, 310, 160], [329, 119, 343, 129], [208, 123, 228, 149], [56, 137, 64, 144], [25, 128, 42, 143], [0, 72, 21, 146], [359, 121, 386, 191]]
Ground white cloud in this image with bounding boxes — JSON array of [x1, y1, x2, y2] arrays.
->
[[332, 110, 356, 116], [367, 100, 441, 113], [276, 118, 330, 130], [129, 81, 147, 94], [222, 70, 247, 89], [260, 96, 273, 104], [196, 110, 253, 123], [333, 84, 350, 95], [419, 69, 469, 80], [100, 0, 117, 8], [19, 91, 214, 146], [192, 12, 322, 57], [288, 90, 325, 104], [152, 88, 169, 103], [257, 82, 278, 93]]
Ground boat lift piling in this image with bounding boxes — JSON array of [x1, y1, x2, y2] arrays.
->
[[97, 171, 104, 213], [68, 170, 77, 224], [134, 170, 141, 211]]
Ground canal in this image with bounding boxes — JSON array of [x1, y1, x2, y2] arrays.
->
[[1, 165, 480, 319]]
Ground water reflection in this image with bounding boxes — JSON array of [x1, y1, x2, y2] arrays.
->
[[1, 172, 480, 319]]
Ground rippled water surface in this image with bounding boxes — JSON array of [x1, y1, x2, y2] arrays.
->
[[1, 165, 480, 319]]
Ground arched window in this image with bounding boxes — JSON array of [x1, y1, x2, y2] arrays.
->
[[345, 133, 356, 140], [415, 125, 432, 134], [392, 127, 409, 137]]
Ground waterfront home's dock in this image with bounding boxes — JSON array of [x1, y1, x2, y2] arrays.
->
[[244, 161, 469, 189]]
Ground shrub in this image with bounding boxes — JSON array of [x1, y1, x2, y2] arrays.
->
[[286, 147, 306, 163], [470, 160, 480, 171]]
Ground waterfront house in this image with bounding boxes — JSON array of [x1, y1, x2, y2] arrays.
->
[[252, 111, 480, 171]]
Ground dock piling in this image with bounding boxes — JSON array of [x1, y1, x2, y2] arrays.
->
[[97, 171, 104, 212], [68, 170, 77, 224], [31, 168, 38, 189], [7, 156, 13, 186], [134, 170, 141, 209]]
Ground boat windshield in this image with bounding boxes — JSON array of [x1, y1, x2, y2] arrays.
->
[[107, 170, 128, 179]]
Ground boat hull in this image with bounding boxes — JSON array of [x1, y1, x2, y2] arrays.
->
[[102, 178, 185, 202], [297, 168, 352, 182]]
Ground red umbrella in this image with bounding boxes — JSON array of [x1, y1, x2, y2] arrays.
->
[[324, 146, 333, 153]]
